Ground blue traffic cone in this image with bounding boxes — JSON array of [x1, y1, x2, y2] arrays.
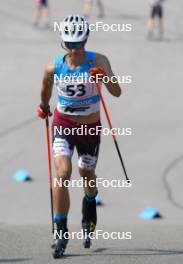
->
[[13, 169, 31, 182], [95, 195, 103, 206], [139, 208, 162, 220]]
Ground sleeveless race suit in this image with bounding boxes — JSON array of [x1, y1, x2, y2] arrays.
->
[[52, 51, 101, 170]]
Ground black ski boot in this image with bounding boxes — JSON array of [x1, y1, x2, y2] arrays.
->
[[82, 194, 97, 248], [52, 223, 69, 258]]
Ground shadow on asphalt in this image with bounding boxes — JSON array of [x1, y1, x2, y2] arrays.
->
[[0, 258, 31, 263], [54, 248, 183, 259], [1, 249, 183, 261]]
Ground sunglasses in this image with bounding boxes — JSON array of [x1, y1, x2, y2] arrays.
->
[[64, 41, 86, 50]]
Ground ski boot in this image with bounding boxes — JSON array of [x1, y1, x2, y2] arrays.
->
[[52, 224, 69, 258], [82, 194, 97, 248], [82, 221, 96, 248]]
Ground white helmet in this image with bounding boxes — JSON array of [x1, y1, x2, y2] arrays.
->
[[61, 15, 90, 43]]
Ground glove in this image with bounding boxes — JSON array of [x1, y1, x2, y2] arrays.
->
[[36, 104, 52, 119], [90, 67, 105, 82]]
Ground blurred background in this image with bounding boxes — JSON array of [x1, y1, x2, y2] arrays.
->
[[0, 0, 183, 262]]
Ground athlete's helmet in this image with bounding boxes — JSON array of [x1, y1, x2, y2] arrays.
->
[[60, 15, 90, 43]]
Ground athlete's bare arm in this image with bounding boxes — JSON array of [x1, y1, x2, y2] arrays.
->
[[40, 62, 54, 106], [95, 53, 122, 97]]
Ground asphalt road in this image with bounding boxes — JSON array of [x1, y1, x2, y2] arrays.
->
[[0, 0, 183, 263]]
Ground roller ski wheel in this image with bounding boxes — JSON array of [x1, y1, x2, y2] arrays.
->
[[83, 236, 91, 248]]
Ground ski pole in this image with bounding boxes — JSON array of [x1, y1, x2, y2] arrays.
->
[[95, 82, 130, 182], [45, 117, 54, 233]]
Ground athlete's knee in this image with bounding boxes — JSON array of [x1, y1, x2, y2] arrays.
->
[[56, 167, 71, 182], [79, 168, 95, 179], [78, 154, 98, 171]]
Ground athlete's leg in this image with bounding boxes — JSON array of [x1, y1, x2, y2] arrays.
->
[[79, 168, 97, 248], [147, 18, 154, 32], [52, 114, 74, 255], [158, 18, 163, 36], [33, 0, 42, 27], [83, 0, 93, 18], [76, 125, 100, 248], [52, 111, 74, 221], [77, 135, 99, 199], [97, 0, 104, 18], [52, 142, 73, 256], [52, 155, 71, 257], [79, 168, 97, 222], [42, 0, 50, 28], [147, 6, 155, 38], [158, 7, 164, 37], [54, 155, 72, 216], [43, 7, 49, 19], [79, 168, 97, 196]]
